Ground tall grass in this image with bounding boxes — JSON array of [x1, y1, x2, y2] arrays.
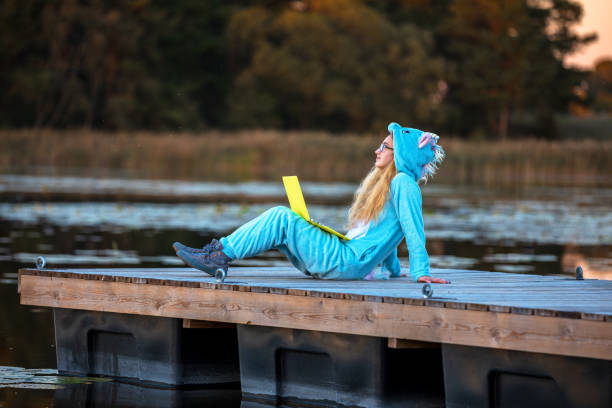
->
[[557, 114, 612, 140], [1, 129, 610, 186]]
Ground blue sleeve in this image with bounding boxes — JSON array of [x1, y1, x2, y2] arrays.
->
[[382, 247, 401, 277], [390, 173, 430, 281]]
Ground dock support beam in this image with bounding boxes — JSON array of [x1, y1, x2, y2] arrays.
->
[[53, 308, 240, 385], [442, 344, 612, 408], [237, 324, 445, 408]]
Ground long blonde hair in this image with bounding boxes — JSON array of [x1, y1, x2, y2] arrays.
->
[[347, 159, 397, 228]]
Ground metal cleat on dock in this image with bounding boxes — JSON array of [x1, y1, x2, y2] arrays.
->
[[215, 268, 227, 283], [576, 265, 583, 280], [422, 283, 433, 298], [36, 256, 46, 269]]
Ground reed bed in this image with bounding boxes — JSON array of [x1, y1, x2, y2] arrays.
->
[[1, 129, 610, 186]]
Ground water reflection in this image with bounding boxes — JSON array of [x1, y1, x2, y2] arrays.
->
[[0, 367, 115, 390], [1, 372, 241, 408], [0, 174, 356, 203], [2, 190, 610, 247], [561, 243, 612, 280], [54, 381, 241, 408]]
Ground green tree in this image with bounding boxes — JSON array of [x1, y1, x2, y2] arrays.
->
[[1, 0, 159, 128], [587, 59, 612, 113], [439, 0, 595, 139], [0, 0, 597, 136], [143, 0, 250, 129], [0, 0, 241, 130], [225, 0, 445, 132], [0, 0, 48, 127]]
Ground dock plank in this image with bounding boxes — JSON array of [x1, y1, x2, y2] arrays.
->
[[18, 267, 612, 318], [19, 273, 612, 360]]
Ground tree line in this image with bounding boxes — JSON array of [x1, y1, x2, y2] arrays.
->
[[1, 0, 608, 138]]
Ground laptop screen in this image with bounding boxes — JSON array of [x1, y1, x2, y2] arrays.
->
[[282, 176, 310, 220]]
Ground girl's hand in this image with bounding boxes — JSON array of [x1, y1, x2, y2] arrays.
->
[[417, 276, 451, 284]]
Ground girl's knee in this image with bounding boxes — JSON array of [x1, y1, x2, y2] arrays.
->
[[260, 206, 294, 226], [269, 205, 292, 217]]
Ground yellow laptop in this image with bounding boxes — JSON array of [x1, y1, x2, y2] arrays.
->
[[282, 176, 350, 241]]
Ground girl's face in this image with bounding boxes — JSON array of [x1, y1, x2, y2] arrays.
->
[[374, 134, 394, 168]]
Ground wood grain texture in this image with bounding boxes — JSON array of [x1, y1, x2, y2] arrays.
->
[[18, 267, 612, 318], [19, 274, 612, 360]]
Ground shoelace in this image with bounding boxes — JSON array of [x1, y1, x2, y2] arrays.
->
[[200, 239, 221, 260]]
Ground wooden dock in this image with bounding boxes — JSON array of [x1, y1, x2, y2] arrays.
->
[[17, 266, 612, 407], [18, 266, 612, 360]]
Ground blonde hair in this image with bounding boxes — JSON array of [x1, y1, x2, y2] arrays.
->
[[347, 159, 397, 228], [347, 131, 445, 228]]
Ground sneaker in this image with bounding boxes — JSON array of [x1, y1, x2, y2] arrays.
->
[[172, 239, 221, 254], [175, 240, 231, 276], [172, 242, 197, 254]]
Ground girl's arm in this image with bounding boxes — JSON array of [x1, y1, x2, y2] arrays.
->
[[390, 173, 434, 282], [382, 245, 449, 282], [382, 247, 401, 277]]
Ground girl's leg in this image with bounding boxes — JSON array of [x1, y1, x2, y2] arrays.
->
[[175, 206, 303, 275], [220, 206, 302, 260], [220, 206, 362, 279]]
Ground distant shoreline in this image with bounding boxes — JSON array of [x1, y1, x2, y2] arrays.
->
[[2, 129, 611, 187]]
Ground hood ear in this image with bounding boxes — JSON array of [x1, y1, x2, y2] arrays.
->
[[388, 121, 444, 183], [418, 132, 445, 184], [418, 133, 432, 148], [387, 122, 401, 134]]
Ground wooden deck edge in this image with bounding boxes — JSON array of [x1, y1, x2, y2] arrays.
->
[[17, 269, 612, 322], [19, 274, 612, 361]]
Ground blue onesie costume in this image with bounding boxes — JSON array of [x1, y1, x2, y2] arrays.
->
[[219, 122, 442, 281]]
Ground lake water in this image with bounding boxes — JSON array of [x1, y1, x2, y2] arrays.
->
[[1, 175, 611, 407]]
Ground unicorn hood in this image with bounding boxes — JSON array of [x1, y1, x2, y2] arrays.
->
[[388, 122, 444, 183]]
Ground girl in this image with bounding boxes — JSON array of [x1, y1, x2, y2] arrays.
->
[[173, 122, 449, 284]]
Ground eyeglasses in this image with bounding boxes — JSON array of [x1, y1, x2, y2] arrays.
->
[[378, 143, 394, 153]]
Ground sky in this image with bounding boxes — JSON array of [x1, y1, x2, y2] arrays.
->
[[565, 0, 612, 69]]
